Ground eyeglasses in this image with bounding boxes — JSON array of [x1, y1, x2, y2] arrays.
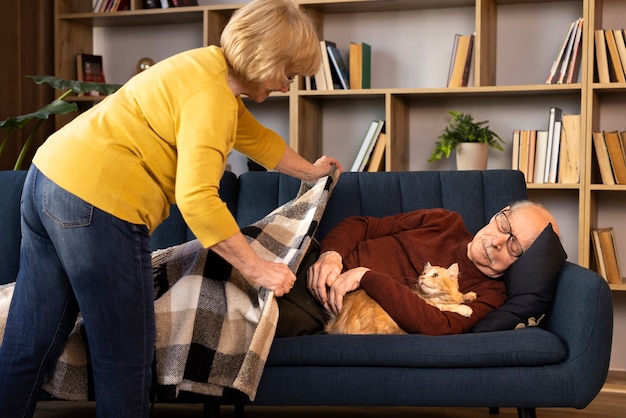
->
[[493, 209, 524, 258], [283, 75, 296, 85]]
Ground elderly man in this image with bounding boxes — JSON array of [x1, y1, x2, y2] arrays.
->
[[288, 200, 559, 336]]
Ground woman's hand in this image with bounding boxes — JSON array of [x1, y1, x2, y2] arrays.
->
[[245, 258, 296, 297], [210, 231, 295, 296], [311, 155, 343, 179], [275, 148, 343, 182]]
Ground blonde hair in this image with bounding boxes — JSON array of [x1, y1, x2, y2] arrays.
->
[[220, 0, 321, 86]]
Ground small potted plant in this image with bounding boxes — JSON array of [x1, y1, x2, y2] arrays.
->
[[428, 110, 504, 170]]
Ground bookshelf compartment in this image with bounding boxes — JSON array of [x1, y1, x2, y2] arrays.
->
[[319, 96, 386, 170], [589, 190, 626, 285], [403, 93, 582, 172], [322, 7, 474, 89], [93, 23, 204, 84], [495, 1, 583, 86]]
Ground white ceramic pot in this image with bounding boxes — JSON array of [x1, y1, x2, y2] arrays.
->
[[455, 142, 488, 170]]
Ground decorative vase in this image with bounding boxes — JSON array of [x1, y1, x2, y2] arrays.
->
[[455, 142, 488, 170]]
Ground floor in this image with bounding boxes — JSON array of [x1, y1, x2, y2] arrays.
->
[[32, 389, 626, 418]]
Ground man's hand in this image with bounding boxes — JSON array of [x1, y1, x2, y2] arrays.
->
[[326, 267, 369, 315], [307, 250, 343, 310]]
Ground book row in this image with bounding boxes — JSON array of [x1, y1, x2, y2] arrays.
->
[[546, 18, 583, 84], [512, 107, 580, 184], [350, 120, 387, 172], [594, 28, 626, 83], [307, 41, 371, 91], [591, 227, 623, 285], [592, 130, 626, 185], [93, 0, 130, 12], [140, 0, 198, 9]]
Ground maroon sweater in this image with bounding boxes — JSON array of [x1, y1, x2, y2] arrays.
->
[[319, 209, 507, 335]]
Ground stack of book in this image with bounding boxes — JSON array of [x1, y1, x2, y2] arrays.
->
[[350, 120, 386, 172], [591, 227, 623, 285], [592, 130, 626, 185], [447, 33, 474, 88], [594, 28, 626, 83], [312, 40, 371, 91], [512, 107, 580, 184], [546, 18, 583, 84]]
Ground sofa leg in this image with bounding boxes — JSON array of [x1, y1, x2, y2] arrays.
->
[[489, 407, 500, 414], [517, 407, 537, 418], [203, 401, 220, 418]]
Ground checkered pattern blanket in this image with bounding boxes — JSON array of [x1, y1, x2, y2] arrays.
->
[[1, 168, 339, 402]]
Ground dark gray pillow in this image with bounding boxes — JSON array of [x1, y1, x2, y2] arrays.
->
[[471, 223, 567, 333]]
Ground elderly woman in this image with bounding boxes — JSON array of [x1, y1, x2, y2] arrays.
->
[[0, 1, 340, 417]]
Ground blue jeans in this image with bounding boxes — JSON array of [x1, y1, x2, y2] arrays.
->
[[0, 166, 155, 418]]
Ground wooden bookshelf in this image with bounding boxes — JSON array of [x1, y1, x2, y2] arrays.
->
[[52, 0, 626, 286]]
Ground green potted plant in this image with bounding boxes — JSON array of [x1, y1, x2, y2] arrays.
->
[[0, 75, 121, 170], [428, 110, 504, 170]]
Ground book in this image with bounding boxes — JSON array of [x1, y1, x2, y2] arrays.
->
[[366, 132, 387, 172], [547, 119, 563, 183], [603, 130, 626, 184], [76, 53, 105, 83], [447, 34, 474, 88], [93, 0, 106, 11], [518, 129, 530, 182], [533, 130, 549, 185], [349, 42, 371, 89], [511, 130, 520, 171], [313, 57, 327, 91], [595, 29, 611, 83], [597, 227, 623, 284], [320, 40, 338, 90], [546, 19, 578, 84], [557, 18, 582, 84], [591, 229, 608, 282], [563, 18, 583, 84], [558, 114, 581, 183], [592, 131, 616, 185], [142, 0, 161, 8], [527, 129, 537, 183], [351, 120, 384, 172], [326, 44, 350, 89], [613, 29, 626, 79], [543, 106, 563, 183], [604, 29, 626, 83]]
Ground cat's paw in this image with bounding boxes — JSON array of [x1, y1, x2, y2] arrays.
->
[[457, 305, 473, 317], [463, 291, 477, 302]]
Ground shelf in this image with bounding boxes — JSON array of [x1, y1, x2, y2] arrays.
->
[[610, 283, 626, 291]]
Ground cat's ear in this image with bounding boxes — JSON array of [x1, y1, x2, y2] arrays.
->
[[424, 262, 432, 270], [448, 263, 459, 277]]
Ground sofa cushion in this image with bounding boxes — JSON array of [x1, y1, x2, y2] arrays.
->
[[266, 328, 566, 368], [471, 223, 567, 332]]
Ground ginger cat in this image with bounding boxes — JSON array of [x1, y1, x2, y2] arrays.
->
[[325, 262, 477, 335]]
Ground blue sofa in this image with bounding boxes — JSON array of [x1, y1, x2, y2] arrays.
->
[[0, 169, 613, 418]]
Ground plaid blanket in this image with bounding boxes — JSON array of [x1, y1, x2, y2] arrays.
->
[[1, 167, 339, 402]]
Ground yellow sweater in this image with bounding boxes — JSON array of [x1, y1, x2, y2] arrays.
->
[[33, 46, 286, 248]]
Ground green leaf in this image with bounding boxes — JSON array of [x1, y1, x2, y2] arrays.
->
[[0, 99, 78, 130], [26, 75, 122, 95]]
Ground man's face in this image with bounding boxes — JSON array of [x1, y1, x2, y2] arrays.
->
[[467, 206, 546, 278]]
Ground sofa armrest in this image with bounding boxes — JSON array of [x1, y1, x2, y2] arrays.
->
[[542, 261, 613, 405]]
